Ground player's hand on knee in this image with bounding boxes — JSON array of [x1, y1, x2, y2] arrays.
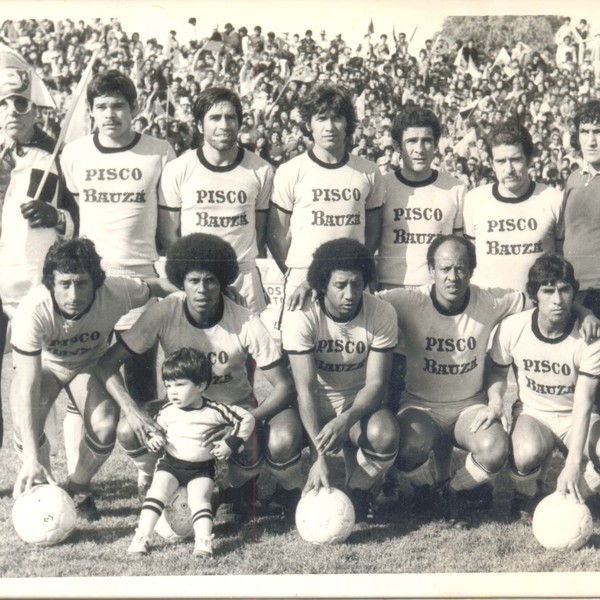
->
[[210, 439, 233, 460], [303, 456, 331, 496], [200, 424, 232, 446], [20, 201, 59, 228], [469, 406, 503, 433], [285, 281, 313, 311]]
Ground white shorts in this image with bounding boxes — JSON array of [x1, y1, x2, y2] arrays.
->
[[232, 262, 268, 314], [514, 402, 600, 457], [398, 390, 487, 435], [276, 267, 309, 330]]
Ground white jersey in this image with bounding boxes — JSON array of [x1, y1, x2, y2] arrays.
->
[[378, 169, 465, 287], [463, 181, 564, 290], [11, 277, 150, 370], [156, 398, 255, 462], [159, 146, 273, 266], [282, 293, 397, 409], [378, 284, 525, 403], [120, 293, 281, 406], [60, 133, 175, 272], [272, 150, 384, 269], [490, 309, 600, 414], [0, 145, 62, 306]]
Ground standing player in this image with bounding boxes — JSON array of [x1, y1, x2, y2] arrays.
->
[[562, 100, 600, 318], [376, 107, 466, 414], [485, 255, 600, 520], [10, 239, 174, 518], [463, 120, 564, 291], [282, 238, 399, 522], [158, 87, 273, 313], [267, 84, 384, 311], [96, 234, 303, 519], [60, 70, 176, 474], [378, 235, 525, 523]]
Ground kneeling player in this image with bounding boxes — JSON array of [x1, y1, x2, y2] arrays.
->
[[11, 239, 175, 518], [282, 238, 399, 522], [96, 233, 303, 520], [486, 254, 600, 521], [128, 348, 255, 558]]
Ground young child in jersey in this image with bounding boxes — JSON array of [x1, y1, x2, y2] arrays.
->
[[127, 347, 255, 558]]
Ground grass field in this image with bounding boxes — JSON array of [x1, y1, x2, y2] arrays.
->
[[2, 350, 600, 593]]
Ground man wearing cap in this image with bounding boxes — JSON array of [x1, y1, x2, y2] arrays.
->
[[0, 45, 77, 446]]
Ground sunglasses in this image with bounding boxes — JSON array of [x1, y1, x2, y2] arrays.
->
[[0, 96, 34, 114]]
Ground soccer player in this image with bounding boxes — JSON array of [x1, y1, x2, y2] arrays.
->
[[127, 348, 255, 558], [463, 120, 564, 291], [376, 107, 466, 413], [562, 100, 600, 318], [10, 238, 175, 518], [96, 233, 303, 519], [60, 70, 175, 396], [378, 235, 525, 523], [60, 70, 175, 470], [485, 255, 600, 521], [282, 238, 399, 521], [158, 87, 273, 313], [267, 84, 384, 312]]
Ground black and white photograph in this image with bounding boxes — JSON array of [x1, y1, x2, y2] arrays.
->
[[1, 0, 600, 597]]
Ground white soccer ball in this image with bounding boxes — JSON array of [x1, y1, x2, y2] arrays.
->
[[295, 487, 355, 545], [12, 484, 77, 546], [532, 492, 593, 550], [154, 486, 194, 542]]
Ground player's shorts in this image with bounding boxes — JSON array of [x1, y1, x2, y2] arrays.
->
[[513, 401, 600, 458], [232, 261, 268, 314], [38, 360, 91, 387], [276, 267, 309, 330], [106, 264, 158, 331], [156, 451, 216, 485], [317, 391, 354, 422], [398, 390, 487, 436]]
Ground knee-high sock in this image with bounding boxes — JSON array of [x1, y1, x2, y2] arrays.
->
[[397, 457, 435, 487], [508, 464, 540, 497], [265, 452, 304, 491], [138, 494, 169, 535], [63, 398, 84, 476], [191, 502, 214, 538], [347, 447, 398, 491], [123, 445, 160, 479], [580, 461, 600, 499], [450, 452, 497, 492], [69, 433, 114, 489]]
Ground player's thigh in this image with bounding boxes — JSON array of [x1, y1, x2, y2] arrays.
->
[[66, 371, 119, 431], [10, 366, 62, 435], [453, 404, 508, 459], [509, 413, 555, 470], [348, 407, 399, 452], [397, 406, 441, 453]]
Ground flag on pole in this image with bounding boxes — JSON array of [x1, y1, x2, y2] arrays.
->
[[491, 47, 511, 69], [367, 19, 374, 36], [290, 64, 318, 83]]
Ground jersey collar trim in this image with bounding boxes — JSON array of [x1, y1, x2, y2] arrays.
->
[[308, 148, 349, 169], [492, 180, 536, 203], [430, 285, 470, 316], [196, 146, 244, 172], [395, 169, 438, 188], [531, 308, 577, 344], [183, 295, 224, 329], [51, 290, 96, 322], [318, 295, 364, 323], [93, 132, 141, 153]]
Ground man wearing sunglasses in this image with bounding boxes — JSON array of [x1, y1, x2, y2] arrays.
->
[[0, 47, 77, 448]]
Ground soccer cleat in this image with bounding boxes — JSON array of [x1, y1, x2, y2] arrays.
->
[[193, 534, 215, 558], [127, 530, 150, 554], [270, 487, 302, 521], [73, 493, 101, 522], [510, 491, 543, 524], [350, 487, 376, 524], [412, 484, 435, 514], [465, 483, 494, 511], [216, 479, 259, 524]]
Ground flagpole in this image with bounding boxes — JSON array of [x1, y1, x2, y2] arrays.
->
[[266, 74, 294, 115], [33, 50, 98, 201]]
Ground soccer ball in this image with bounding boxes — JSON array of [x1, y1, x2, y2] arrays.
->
[[154, 486, 194, 542], [295, 487, 355, 545], [532, 492, 593, 550], [12, 484, 77, 546]]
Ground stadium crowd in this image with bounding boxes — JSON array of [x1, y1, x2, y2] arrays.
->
[[1, 15, 600, 189], [3, 14, 600, 558]]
